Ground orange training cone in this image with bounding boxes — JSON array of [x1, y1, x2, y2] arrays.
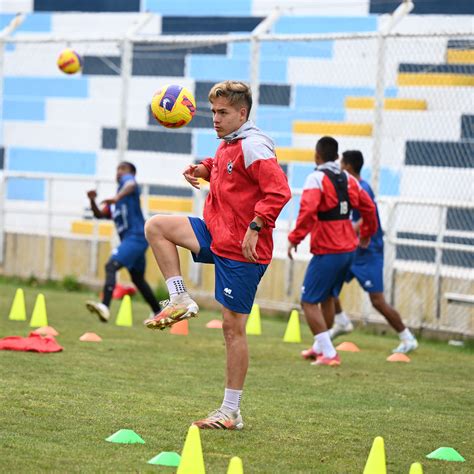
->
[[79, 332, 102, 342], [33, 326, 59, 337], [170, 319, 189, 335], [386, 353, 410, 363], [206, 319, 223, 329], [336, 341, 360, 352]]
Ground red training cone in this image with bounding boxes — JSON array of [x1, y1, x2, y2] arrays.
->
[[336, 341, 360, 352], [386, 353, 410, 363], [32, 326, 59, 337], [170, 320, 188, 335], [206, 319, 223, 329], [79, 332, 102, 342]]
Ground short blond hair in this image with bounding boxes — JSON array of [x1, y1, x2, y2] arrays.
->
[[208, 81, 252, 118]]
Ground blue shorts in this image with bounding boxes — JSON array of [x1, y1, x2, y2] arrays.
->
[[301, 252, 355, 304], [189, 217, 267, 314], [345, 249, 384, 293], [111, 236, 148, 273]]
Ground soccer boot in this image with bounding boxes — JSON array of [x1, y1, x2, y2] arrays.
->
[[329, 320, 354, 339], [301, 347, 321, 360], [311, 353, 341, 367], [144, 296, 199, 330], [85, 301, 110, 322], [193, 408, 244, 430], [392, 338, 418, 354]]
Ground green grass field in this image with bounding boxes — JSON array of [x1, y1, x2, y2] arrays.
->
[[0, 282, 473, 473]]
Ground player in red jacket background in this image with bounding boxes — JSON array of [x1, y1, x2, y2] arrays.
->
[[145, 81, 291, 429], [288, 136, 378, 367]]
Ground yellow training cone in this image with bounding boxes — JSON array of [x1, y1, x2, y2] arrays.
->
[[8, 288, 27, 321], [177, 425, 205, 474], [363, 436, 386, 474], [283, 309, 301, 343], [30, 293, 48, 328], [116, 294, 132, 327], [246, 304, 261, 335], [227, 456, 244, 474], [409, 462, 423, 474]]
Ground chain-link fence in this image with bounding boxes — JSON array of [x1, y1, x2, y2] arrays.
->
[[0, 18, 472, 335]]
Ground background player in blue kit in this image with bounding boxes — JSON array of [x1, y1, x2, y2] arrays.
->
[[85, 161, 160, 322], [332, 150, 418, 354]]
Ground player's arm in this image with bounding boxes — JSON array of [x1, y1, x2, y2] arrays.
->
[[87, 190, 110, 219], [242, 158, 291, 262], [183, 161, 211, 189], [354, 185, 378, 248], [102, 180, 136, 205], [287, 187, 320, 259]]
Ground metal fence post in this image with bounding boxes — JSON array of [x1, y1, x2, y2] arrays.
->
[[434, 206, 448, 326], [45, 178, 53, 280]]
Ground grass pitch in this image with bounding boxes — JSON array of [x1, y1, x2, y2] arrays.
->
[[0, 282, 473, 473]]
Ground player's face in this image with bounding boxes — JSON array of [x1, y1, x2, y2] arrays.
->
[[211, 97, 247, 138], [116, 164, 131, 182]]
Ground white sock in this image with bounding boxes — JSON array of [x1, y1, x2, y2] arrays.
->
[[335, 311, 351, 326], [311, 335, 321, 355], [399, 328, 414, 340], [316, 331, 337, 359], [166, 276, 187, 300], [221, 388, 242, 412]]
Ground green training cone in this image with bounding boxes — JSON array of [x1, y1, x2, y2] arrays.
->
[[426, 447, 465, 462], [283, 309, 301, 343], [409, 462, 423, 473], [30, 293, 48, 328], [246, 304, 261, 335], [148, 451, 181, 467], [8, 288, 27, 321], [363, 436, 386, 474], [116, 294, 133, 327], [105, 429, 145, 444]]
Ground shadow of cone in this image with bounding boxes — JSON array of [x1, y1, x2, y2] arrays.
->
[[170, 319, 189, 335]]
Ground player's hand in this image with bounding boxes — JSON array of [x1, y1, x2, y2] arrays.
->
[[359, 236, 370, 248], [87, 190, 97, 200], [288, 242, 298, 260], [101, 196, 117, 205], [183, 164, 200, 189], [242, 227, 259, 263]]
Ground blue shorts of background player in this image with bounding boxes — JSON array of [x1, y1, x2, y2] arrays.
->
[[345, 248, 384, 293], [189, 217, 267, 315], [301, 252, 355, 304], [112, 236, 148, 273]]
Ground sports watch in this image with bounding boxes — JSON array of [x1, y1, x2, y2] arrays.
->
[[249, 221, 262, 232]]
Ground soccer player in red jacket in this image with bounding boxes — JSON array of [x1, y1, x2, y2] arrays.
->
[[288, 136, 378, 366], [145, 81, 291, 429]]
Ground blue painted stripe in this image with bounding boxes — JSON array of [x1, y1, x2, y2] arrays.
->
[[7, 178, 45, 201], [361, 168, 400, 196], [5, 77, 89, 98], [232, 41, 333, 59], [274, 16, 378, 34], [194, 129, 219, 157], [8, 148, 96, 175], [295, 86, 397, 109], [0, 13, 52, 32], [189, 56, 287, 83], [3, 98, 45, 120], [144, 0, 251, 15]]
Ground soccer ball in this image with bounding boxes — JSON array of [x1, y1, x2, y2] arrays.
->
[[57, 48, 82, 74], [151, 84, 196, 128]]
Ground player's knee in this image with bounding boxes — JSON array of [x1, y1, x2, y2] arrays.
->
[[144, 215, 165, 241], [105, 259, 120, 275], [222, 312, 246, 339]]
